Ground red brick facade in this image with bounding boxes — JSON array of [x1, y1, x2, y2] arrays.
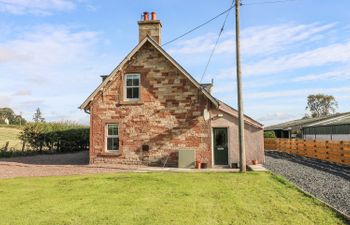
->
[[89, 42, 213, 166]]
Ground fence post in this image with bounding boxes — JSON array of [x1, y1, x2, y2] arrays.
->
[[325, 140, 329, 161]]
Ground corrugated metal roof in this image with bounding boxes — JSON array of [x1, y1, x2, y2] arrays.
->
[[304, 112, 350, 127], [264, 112, 350, 130]]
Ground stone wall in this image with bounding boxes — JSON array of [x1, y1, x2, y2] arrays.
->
[[89, 42, 212, 166]]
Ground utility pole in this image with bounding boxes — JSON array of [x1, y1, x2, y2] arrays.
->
[[235, 0, 246, 172]]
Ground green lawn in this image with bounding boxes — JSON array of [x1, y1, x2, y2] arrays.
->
[[0, 172, 346, 225], [0, 127, 22, 150]]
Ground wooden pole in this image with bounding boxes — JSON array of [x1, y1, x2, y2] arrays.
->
[[235, 0, 246, 172]]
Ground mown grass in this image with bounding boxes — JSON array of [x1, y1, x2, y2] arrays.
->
[[0, 172, 346, 225], [0, 127, 22, 150]]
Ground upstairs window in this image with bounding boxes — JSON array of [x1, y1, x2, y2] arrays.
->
[[125, 74, 140, 100], [106, 124, 119, 151]]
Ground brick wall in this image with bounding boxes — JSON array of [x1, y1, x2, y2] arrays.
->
[[90, 42, 212, 166]]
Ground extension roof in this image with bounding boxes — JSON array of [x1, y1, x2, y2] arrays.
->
[[79, 35, 262, 128]]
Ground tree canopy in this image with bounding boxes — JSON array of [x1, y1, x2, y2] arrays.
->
[[33, 108, 45, 122], [305, 94, 338, 118], [0, 107, 26, 125]]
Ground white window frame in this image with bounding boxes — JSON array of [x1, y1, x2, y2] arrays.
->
[[105, 124, 119, 152], [124, 73, 141, 101]]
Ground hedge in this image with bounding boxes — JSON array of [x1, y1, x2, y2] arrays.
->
[[264, 130, 276, 139], [19, 122, 89, 153]]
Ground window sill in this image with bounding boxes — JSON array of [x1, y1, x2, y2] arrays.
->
[[117, 100, 144, 105], [98, 151, 122, 157]]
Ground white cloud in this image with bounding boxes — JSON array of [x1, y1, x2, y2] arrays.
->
[[292, 68, 350, 82], [0, 0, 76, 15], [246, 41, 350, 76], [258, 112, 297, 123], [0, 96, 11, 107], [12, 90, 31, 96], [246, 87, 350, 99], [0, 25, 98, 65], [167, 23, 336, 57], [0, 25, 104, 123], [240, 23, 335, 56]]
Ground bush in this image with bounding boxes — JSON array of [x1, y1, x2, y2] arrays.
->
[[19, 122, 89, 153], [264, 131, 276, 138]]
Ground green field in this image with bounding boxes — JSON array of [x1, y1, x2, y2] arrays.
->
[[0, 126, 22, 150], [0, 172, 345, 225]]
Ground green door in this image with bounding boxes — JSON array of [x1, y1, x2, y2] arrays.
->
[[213, 128, 228, 165]]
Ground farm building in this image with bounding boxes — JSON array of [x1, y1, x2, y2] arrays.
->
[[303, 112, 350, 141], [264, 117, 325, 138], [265, 112, 350, 140]]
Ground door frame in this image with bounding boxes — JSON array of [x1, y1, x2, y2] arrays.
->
[[211, 127, 230, 167]]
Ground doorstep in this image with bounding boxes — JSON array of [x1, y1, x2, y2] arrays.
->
[[247, 164, 268, 172]]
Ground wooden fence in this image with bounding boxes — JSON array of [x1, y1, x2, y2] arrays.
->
[[264, 138, 350, 166]]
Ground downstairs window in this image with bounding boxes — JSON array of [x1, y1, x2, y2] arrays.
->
[[106, 124, 119, 151]]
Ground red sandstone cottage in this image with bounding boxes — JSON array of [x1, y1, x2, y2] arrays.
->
[[80, 12, 264, 168]]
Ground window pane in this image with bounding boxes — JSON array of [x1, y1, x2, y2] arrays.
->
[[132, 87, 139, 98], [108, 124, 118, 135], [132, 78, 139, 86], [127, 88, 133, 98], [107, 137, 119, 151], [126, 79, 133, 86]]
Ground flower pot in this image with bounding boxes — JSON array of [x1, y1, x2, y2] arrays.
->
[[252, 159, 258, 165]]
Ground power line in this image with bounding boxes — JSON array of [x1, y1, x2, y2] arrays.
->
[[200, 0, 235, 83], [163, 0, 298, 47], [162, 4, 235, 47]]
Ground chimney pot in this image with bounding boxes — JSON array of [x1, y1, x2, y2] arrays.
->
[[151, 12, 156, 20], [138, 11, 162, 44], [143, 12, 149, 21]]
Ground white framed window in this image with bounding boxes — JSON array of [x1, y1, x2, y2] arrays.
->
[[106, 124, 119, 151], [125, 74, 140, 100]]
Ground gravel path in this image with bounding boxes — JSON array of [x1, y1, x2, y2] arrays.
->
[[265, 151, 350, 217]]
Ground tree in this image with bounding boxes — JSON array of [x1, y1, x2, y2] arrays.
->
[[0, 108, 15, 124], [264, 131, 276, 138], [305, 94, 338, 118], [0, 107, 26, 125], [33, 108, 45, 122]]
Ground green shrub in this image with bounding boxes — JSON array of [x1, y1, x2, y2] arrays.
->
[[264, 131, 276, 138], [19, 122, 89, 153]]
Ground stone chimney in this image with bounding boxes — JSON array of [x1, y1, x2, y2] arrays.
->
[[138, 12, 162, 44]]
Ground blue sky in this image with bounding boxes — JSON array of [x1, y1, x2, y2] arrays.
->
[[0, 0, 350, 125]]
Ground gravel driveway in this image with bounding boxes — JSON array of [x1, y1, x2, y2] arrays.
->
[[265, 151, 350, 217], [0, 151, 134, 179]]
